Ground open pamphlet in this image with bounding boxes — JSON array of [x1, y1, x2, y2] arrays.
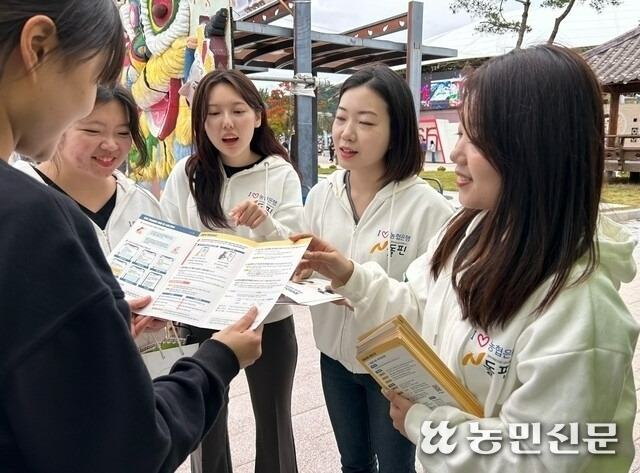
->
[[356, 315, 483, 417], [278, 278, 345, 306], [107, 215, 310, 330]]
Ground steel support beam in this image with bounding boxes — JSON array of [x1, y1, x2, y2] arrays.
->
[[406, 1, 424, 123], [293, 0, 317, 194], [234, 21, 456, 58]]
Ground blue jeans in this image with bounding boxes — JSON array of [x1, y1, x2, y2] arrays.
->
[[320, 354, 416, 473]]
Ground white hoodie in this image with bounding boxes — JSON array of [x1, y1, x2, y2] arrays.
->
[[303, 169, 455, 372], [336, 213, 639, 472], [14, 161, 163, 254], [161, 155, 303, 324]]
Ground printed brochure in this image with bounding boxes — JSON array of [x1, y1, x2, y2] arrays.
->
[[107, 215, 310, 330], [357, 314, 483, 417]]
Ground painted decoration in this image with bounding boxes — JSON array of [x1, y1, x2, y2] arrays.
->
[[117, 0, 233, 182]]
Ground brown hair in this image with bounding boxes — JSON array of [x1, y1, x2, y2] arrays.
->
[[430, 44, 603, 331], [185, 69, 292, 229]]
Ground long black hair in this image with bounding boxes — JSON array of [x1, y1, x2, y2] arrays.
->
[[0, 0, 124, 84]]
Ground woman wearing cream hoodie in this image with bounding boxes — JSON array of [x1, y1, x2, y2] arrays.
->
[[293, 45, 639, 473], [303, 65, 454, 473]]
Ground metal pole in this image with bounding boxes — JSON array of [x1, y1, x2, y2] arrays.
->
[[407, 1, 424, 124], [293, 0, 317, 196]]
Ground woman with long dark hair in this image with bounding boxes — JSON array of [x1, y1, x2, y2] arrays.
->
[[161, 68, 303, 473], [292, 44, 639, 472]]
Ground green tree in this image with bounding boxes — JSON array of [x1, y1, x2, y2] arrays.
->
[[450, 0, 621, 49], [258, 87, 270, 104]]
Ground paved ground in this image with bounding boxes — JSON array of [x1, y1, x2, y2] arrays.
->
[[625, 219, 640, 473], [175, 152, 640, 472]]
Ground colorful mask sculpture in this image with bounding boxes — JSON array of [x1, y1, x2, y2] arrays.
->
[[118, 0, 232, 182]]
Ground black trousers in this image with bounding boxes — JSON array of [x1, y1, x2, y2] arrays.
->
[[187, 316, 299, 473]]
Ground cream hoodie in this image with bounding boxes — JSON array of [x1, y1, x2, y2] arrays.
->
[[303, 169, 455, 372], [337, 213, 639, 472], [14, 161, 163, 254], [161, 155, 303, 324]]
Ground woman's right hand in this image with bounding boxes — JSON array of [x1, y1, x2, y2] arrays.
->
[[290, 233, 354, 287]]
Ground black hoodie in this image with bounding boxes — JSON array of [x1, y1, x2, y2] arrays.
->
[[0, 160, 238, 472]]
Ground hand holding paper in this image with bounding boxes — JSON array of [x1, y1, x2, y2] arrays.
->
[[128, 295, 161, 339], [289, 233, 354, 287], [212, 307, 263, 369], [357, 315, 483, 417], [108, 215, 311, 330], [386, 390, 416, 438]]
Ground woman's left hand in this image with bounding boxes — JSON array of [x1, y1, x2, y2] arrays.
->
[[131, 316, 168, 338], [127, 296, 167, 339], [386, 390, 416, 438], [229, 199, 268, 229]]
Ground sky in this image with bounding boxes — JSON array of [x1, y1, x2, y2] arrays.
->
[[232, 0, 475, 38], [281, 0, 474, 41], [244, 0, 476, 87]]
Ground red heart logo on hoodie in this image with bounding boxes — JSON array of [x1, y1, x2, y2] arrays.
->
[[477, 334, 490, 347]]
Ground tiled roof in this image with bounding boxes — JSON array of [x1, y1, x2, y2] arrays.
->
[[583, 26, 640, 86]]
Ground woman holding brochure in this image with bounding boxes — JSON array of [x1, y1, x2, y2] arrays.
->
[[0, 1, 263, 472], [14, 83, 167, 342], [291, 45, 639, 472], [14, 83, 163, 255], [300, 64, 454, 473], [161, 69, 303, 473]]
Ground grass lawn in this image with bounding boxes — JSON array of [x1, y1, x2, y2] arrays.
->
[[603, 177, 640, 208], [318, 167, 640, 208]]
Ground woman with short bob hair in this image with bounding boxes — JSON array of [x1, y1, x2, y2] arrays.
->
[[301, 64, 453, 473]]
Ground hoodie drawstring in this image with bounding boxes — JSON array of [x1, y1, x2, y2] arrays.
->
[[386, 181, 398, 275], [262, 160, 270, 208]]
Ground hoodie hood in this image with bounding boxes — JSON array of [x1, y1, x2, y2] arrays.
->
[[304, 169, 456, 372], [14, 160, 163, 254], [13, 160, 138, 198], [597, 215, 638, 284], [12, 160, 42, 182]]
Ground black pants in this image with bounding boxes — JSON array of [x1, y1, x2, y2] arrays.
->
[[187, 316, 299, 473]]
